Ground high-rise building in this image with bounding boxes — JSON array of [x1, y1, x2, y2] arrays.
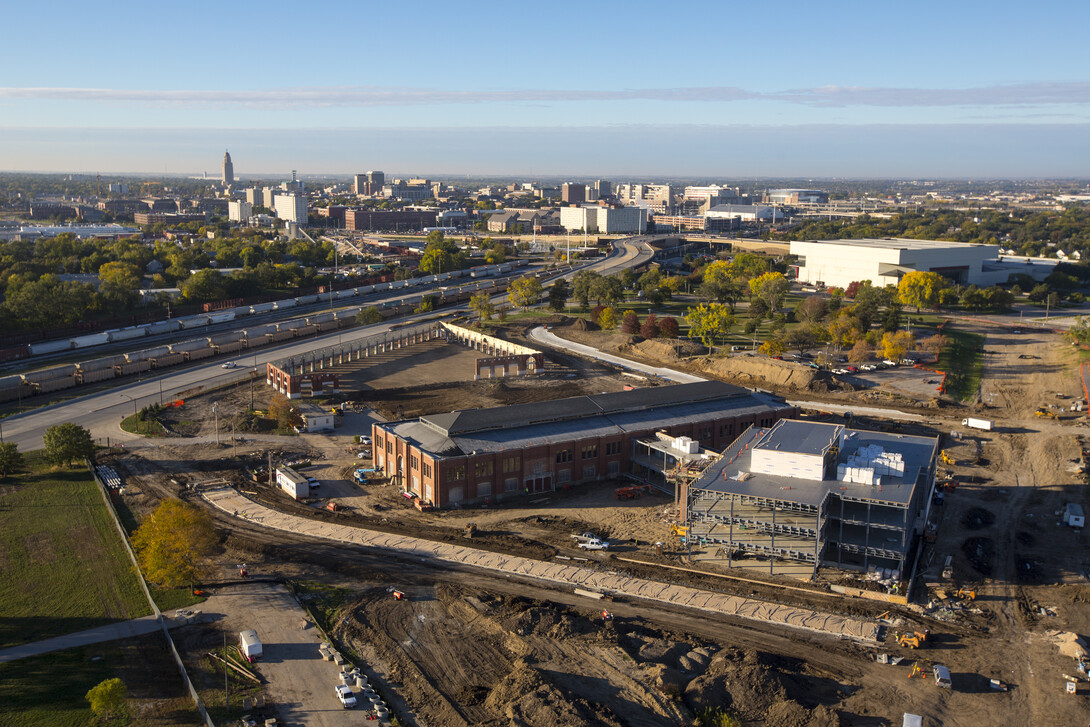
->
[[594, 180, 612, 198], [561, 183, 586, 204], [273, 193, 307, 225], [228, 200, 253, 223], [245, 188, 261, 206], [222, 150, 234, 186]]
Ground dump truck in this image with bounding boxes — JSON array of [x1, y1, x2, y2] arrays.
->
[[962, 417, 993, 431], [239, 629, 262, 662]]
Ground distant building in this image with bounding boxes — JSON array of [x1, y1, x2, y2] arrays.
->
[[614, 183, 674, 212], [228, 200, 252, 223], [244, 188, 262, 206], [789, 238, 1002, 288], [108, 182, 128, 195], [765, 188, 828, 205], [559, 205, 647, 234], [316, 205, 347, 226], [222, 150, 234, 186], [262, 187, 277, 209], [561, 183, 586, 204], [382, 179, 432, 201], [594, 180, 612, 198], [706, 204, 780, 223], [273, 193, 307, 225], [354, 170, 385, 196], [684, 185, 741, 207], [345, 209, 437, 232], [134, 212, 206, 226]]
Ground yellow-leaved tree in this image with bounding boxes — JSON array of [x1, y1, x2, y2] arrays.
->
[[132, 500, 217, 588], [897, 271, 948, 311]]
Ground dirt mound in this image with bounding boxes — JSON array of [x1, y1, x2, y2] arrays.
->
[[485, 663, 623, 727], [571, 317, 595, 331], [764, 701, 843, 727], [699, 356, 844, 393], [505, 606, 598, 640], [628, 338, 705, 361]]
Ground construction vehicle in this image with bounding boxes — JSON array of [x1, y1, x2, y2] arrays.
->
[[954, 588, 976, 601], [897, 630, 930, 649], [325, 501, 343, 512], [1035, 408, 1057, 419], [939, 450, 956, 466], [463, 522, 478, 539], [670, 524, 689, 538], [614, 485, 650, 500]]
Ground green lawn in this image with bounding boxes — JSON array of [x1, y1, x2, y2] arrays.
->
[[0, 454, 150, 649], [0, 635, 196, 727], [936, 328, 985, 402]]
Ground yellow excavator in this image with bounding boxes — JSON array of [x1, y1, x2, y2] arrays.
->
[[897, 630, 930, 649], [939, 450, 956, 466], [1035, 408, 1056, 419]]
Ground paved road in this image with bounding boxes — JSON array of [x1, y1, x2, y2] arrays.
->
[[0, 615, 164, 664], [528, 326, 706, 383], [202, 485, 878, 644]]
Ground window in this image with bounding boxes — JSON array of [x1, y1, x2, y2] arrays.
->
[[410, 454, 419, 470], [556, 450, 572, 463], [448, 466, 465, 481], [477, 482, 491, 498], [422, 462, 432, 478], [605, 441, 622, 456], [607, 461, 620, 476], [698, 427, 712, 441], [386, 440, 393, 454], [581, 444, 598, 460], [719, 422, 735, 438], [582, 464, 596, 479], [503, 456, 521, 473], [505, 477, 519, 492], [474, 461, 494, 477], [557, 469, 571, 483]]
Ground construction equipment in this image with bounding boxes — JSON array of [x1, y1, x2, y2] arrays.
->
[[939, 450, 956, 466], [670, 524, 689, 538], [325, 501, 342, 512], [955, 588, 976, 601], [898, 630, 930, 649], [909, 661, 923, 679], [1035, 408, 1057, 419], [615, 485, 650, 500], [463, 522, 478, 539]]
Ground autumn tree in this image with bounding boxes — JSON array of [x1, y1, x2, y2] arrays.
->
[[826, 311, 863, 351], [659, 316, 680, 339], [507, 276, 543, 310], [847, 340, 874, 364], [418, 233, 465, 274], [598, 306, 618, 329], [0, 442, 22, 478], [919, 334, 948, 354], [640, 312, 660, 339], [621, 310, 641, 334], [133, 500, 216, 588], [759, 337, 786, 357], [269, 394, 303, 431], [685, 303, 734, 349], [881, 331, 916, 362], [794, 296, 827, 326], [86, 678, 127, 722], [897, 271, 948, 311], [43, 423, 95, 467], [469, 291, 495, 321], [748, 272, 790, 313]]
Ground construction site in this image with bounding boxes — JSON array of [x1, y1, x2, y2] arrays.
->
[[92, 314, 1090, 726]]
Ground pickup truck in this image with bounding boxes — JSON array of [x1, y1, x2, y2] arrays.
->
[[576, 538, 610, 551]]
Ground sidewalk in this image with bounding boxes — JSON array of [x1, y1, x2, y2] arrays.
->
[[0, 615, 163, 663], [528, 326, 706, 384]]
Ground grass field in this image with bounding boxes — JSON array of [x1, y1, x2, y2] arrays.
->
[[0, 453, 150, 649], [0, 634, 196, 727], [936, 328, 985, 402]]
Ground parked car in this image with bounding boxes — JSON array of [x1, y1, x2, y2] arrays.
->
[[359, 435, 372, 445], [883, 359, 898, 366], [336, 684, 357, 708]]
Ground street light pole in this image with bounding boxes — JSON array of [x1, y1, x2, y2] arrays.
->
[[212, 403, 220, 446]]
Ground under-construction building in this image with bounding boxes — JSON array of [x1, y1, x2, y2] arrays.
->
[[683, 419, 939, 578]]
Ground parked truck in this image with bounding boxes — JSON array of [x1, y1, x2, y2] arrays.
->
[[962, 418, 993, 431], [239, 629, 262, 662]]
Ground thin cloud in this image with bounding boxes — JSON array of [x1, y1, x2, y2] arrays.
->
[[0, 82, 1087, 108]]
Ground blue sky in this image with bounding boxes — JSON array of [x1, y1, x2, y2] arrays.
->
[[1, 0, 1088, 178]]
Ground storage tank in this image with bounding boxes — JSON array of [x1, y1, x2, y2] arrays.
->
[[250, 302, 275, 314], [207, 312, 236, 324]]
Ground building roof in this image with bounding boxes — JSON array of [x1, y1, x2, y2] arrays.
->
[[754, 419, 842, 456], [794, 238, 990, 252], [386, 382, 791, 458], [692, 422, 938, 509]]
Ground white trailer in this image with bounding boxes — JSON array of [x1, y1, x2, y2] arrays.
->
[[239, 629, 262, 662], [1064, 503, 1085, 528], [961, 418, 993, 431]]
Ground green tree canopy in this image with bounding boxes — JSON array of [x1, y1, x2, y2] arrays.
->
[[132, 500, 217, 588], [507, 276, 543, 310], [470, 291, 496, 320], [418, 234, 465, 274], [685, 303, 734, 348], [86, 678, 127, 721], [0, 441, 23, 478], [748, 272, 790, 313], [548, 278, 570, 312], [897, 271, 948, 311], [43, 423, 94, 467]]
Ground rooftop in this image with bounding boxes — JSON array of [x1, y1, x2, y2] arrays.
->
[[795, 238, 992, 252], [755, 419, 842, 456]]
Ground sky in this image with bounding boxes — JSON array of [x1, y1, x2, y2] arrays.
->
[[1, 0, 1088, 179]]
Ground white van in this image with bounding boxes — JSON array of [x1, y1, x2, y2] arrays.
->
[[933, 664, 952, 689]]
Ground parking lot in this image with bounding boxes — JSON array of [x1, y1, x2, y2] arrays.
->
[[835, 363, 943, 399]]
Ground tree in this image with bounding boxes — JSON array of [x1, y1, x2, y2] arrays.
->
[[897, 271, 948, 311], [86, 678, 127, 721], [355, 306, 383, 325], [507, 276, 543, 310], [826, 311, 863, 351], [748, 272, 790, 313], [919, 334, 948, 354], [548, 279, 570, 312], [469, 291, 495, 321], [659, 316, 679, 339], [794, 295, 827, 326], [43, 423, 94, 467], [0, 441, 22, 477], [589, 275, 624, 306], [640, 313, 661, 339], [419, 234, 465, 274], [759, 337, 786, 357], [685, 303, 734, 349], [98, 261, 142, 311], [132, 500, 217, 588], [571, 269, 600, 310], [621, 310, 640, 334], [847, 340, 873, 364], [783, 325, 822, 354], [269, 393, 303, 431], [881, 331, 916, 362], [598, 306, 618, 330]]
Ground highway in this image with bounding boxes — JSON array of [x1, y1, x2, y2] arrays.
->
[[0, 237, 655, 451]]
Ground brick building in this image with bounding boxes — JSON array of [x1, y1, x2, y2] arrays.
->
[[372, 381, 796, 508], [345, 209, 438, 232]]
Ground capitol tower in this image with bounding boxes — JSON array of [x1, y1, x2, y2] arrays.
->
[[222, 150, 234, 186]]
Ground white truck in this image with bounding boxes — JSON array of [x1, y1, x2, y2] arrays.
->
[[571, 533, 610, 551], [239, 629, 263, 662], [962, 417, 993, 431]]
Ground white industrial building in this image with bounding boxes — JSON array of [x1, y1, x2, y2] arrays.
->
[[273, 193, 308, 226], [275, 465, 310, 500], [559, 205, 647, 234], [228, 200, 252, 223], [298, 403, 335, 433], [790, 238, 1010, 289], [707, 204, 780, 223]]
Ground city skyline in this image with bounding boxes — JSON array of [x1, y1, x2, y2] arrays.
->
[[1, 0, 1087, 176]]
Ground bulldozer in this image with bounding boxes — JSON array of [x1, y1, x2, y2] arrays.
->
[[939, 450, 956, 466], [954, 588, 976, 601], [1035, 408, 1057, 419], [897, 630, 930, 649]]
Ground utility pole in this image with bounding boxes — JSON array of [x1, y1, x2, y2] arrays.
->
[[212, 403, 219, 446], [223, 632, 229, 715]]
